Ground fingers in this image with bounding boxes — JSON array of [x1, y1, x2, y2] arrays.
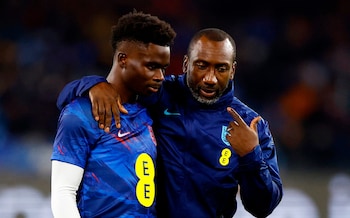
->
[[89, 89, 107, 129], [227, 106, 261, 132], [93, 100, 109, 132], [250, 116, 261, 133], [226, 127, 232, 137], [118, 100, 128, 114], [98, 102, 107, 130], [226, 107, 245, 126], [88, 82, 128, 132], [103, 104, 112, 133], [113, 96, 128, 129], [112, 104, 121, 129], [102, 95, 129, 131], [89, 93, 108, 132], [89, 92, 99, 122]]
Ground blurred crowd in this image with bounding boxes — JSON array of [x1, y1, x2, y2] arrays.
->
[[0, 0, 349, 172]]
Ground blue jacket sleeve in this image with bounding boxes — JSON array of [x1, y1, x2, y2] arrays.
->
[[56, 76, 107, 110], [237, 119, 283, 217]]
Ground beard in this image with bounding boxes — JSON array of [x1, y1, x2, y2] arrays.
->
[[188, 86, 220, 105], [186, 78, 221, 105]]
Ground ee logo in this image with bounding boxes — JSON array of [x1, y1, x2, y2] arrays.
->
[[219, 148, 232, 166], [135, 153, 155, 207]]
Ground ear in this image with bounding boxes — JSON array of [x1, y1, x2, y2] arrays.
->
[[230, 61, 237, 80], [182, 55, 189, 73], [117, 53, 127, 67]]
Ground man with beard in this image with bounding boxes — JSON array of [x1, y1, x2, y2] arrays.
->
[[57, 28, 283, 218]]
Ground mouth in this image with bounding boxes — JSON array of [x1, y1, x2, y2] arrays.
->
[[199, 88, 216, 99], [148, 84, 161, 93]]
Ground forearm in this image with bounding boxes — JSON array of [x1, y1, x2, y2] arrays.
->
[[238, 146, 283, 217], [51, 161, 84, 218]]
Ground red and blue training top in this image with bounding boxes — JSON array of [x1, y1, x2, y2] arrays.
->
[[52, 98, 157, 218]]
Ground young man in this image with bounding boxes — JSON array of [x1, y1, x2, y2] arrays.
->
[[50, 11, 176, 218], [57, 28, 283, 218]]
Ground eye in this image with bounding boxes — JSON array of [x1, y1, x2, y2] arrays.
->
[[216, 65, 229, 73], [147, 64, 157, 71], [147, 63, 167, 74], [160, 67, 166, 74], [195, 62, 208, 70]]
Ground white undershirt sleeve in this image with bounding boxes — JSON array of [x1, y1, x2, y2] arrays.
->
[[51, 160, 84, 218]]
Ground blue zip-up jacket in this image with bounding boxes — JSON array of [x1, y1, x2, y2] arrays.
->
[[57, 74, 283, 218]]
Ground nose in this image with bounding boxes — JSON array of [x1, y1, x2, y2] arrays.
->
[[154, 69, 165, 81], [203, 68, 217, 84]]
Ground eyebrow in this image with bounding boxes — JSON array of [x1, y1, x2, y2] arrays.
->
[[195, 60, 230, 66], [146, 62, 169, 68]]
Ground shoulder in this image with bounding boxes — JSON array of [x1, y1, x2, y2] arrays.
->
[[162, 74, 185, 95], [164, 74, 183, 85], [59, 97, 95, 128], [140, 75, 183, 105], [164, 74, 177, 82], [62, 97, 91, 115], [232, 97, 261, 122], [232, 97, 272, 134], [233, 97, 258, 115]]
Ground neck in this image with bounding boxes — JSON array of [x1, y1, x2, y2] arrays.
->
[[106, 64, 137, 104]]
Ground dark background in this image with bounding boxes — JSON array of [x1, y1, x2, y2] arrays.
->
[[0, 1, 350, 217]]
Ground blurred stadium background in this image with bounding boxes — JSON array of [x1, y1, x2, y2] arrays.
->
[[0, 0, 350, 217]]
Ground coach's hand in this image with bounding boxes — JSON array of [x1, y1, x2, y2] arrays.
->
[[226, 107, 261, 157], [89, 82, 128, 132]]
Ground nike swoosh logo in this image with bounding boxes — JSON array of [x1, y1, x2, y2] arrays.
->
[[164, 108, 181, 116], [118, 130, 131, 137]]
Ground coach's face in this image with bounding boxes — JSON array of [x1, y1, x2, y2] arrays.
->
[[183, 36, 236, 105]]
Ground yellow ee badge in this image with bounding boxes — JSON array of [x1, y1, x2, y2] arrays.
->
[[219, 148, 232, 166], [135, 153, 155, 207]]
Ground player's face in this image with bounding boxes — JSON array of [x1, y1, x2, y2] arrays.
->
[[184, 37, 236, 105], [124, 43, 170, 96]]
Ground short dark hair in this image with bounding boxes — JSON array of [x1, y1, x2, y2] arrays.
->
[[111, 10, 176, 51], [188, 28, 236, 61]]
